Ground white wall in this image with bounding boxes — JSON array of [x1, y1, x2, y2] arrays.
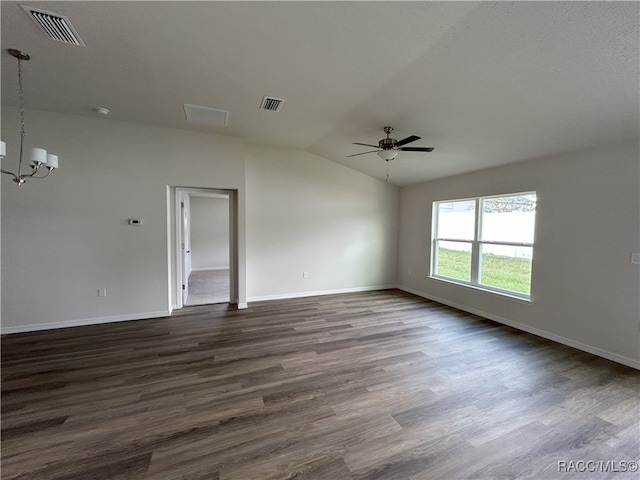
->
[[4, 108, 636, 369], [398, 140, 640, 367], [246, 145, 398, 300], [1, 107, 247, 332], [190, 196, 230, 270], [1, 108, 399, 332]]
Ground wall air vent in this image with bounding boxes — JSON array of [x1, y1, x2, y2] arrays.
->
[[259, 96, 285, 112], [22, 5, 86, 47]]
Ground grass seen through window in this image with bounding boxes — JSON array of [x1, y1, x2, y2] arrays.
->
[[437, 248, 532, 295]]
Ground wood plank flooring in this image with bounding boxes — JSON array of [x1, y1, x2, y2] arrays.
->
[[2, 289, 639, 479]]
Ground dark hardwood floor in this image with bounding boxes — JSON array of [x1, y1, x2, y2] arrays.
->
[[2, 289, 638, 479]]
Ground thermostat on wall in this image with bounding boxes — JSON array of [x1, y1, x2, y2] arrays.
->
[[128, 219, 143, 225]]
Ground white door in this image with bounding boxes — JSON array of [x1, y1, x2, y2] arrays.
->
[[181, 194, 192, 305]]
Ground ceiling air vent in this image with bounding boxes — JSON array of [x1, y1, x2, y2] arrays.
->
[[22, 5, 86, 47], [259, 96, 285, 112], [184, 104, 229, 126]]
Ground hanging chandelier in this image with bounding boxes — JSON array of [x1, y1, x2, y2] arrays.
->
[[1, 49, 59, 186]]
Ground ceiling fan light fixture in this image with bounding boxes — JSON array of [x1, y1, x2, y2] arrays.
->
[[348, 126, 433, 161], [377, 149, 398, 161]]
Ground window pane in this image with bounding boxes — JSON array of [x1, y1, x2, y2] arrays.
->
[[480, 194, 536, 243], [437, 200, 476, 240], [435, 240, 471, 282], [480, 244, 532, 295]]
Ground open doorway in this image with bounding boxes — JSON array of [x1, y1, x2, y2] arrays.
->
[[185, 195, 230, 305], [174, 187, 237, 309]]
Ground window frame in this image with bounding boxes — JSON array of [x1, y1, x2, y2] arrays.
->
[[431, 191, 536, 300]]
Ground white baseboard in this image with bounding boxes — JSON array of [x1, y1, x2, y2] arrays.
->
[[190, 266, 229, 272], [172, 301, 246, 310], [1, 310, 171, 335], [399, 286, 640, 370], [7, 287, 635, 370], [247, 285, 397, 303]]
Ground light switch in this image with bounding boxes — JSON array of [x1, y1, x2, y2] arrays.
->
[[631, 253, 640, 264]]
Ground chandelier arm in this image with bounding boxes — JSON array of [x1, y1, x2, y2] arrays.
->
[[20, 164, 43, 179], [1, 133, 39, 183], [1, 169, 21, 183], [27, 167, 53, 179], [0, 164, 50, 183]]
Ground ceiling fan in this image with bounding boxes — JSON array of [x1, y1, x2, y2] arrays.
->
[[348, 126, 434, 161]]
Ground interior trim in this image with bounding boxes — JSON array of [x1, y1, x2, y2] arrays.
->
[[1, 311, 171, 335]]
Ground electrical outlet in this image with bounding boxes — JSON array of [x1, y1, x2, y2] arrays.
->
[[303, 271, 309, 279], [631, 253, 640, 264], [98, 288, 107, 297]]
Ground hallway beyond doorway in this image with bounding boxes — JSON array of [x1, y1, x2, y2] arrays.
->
[[185, 269, 230, 305]]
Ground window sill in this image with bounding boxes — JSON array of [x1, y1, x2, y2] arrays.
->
[[429, 275, 533, 304]]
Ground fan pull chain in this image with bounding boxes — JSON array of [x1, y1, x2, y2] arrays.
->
[[386, 160, 390, 183]]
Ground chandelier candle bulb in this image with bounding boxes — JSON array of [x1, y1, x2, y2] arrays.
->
[[46, 154, 58, 169]]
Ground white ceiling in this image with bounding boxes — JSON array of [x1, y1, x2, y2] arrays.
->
[[2, 1, 638, 186]]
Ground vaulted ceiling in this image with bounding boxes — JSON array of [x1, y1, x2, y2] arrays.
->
[[2, 1, 638, 186]]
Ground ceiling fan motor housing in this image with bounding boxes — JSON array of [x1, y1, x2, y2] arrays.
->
[[379, 137, 398, 149]]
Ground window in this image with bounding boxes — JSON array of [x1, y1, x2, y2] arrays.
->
[[432, 192, 537, 299]]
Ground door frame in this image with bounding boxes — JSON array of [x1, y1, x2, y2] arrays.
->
[[173, 187, 238, 310], [180, 192, 191, 305]]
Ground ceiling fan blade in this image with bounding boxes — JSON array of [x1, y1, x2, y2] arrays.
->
[[353, 142, 380, 148], [347, 150, 380, 158], [399, 146, 435, 152], [395, 135, 421, 147]]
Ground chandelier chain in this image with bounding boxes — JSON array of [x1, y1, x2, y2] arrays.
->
[[18, 56, 26, 137], [17, 56, 26, 178]]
